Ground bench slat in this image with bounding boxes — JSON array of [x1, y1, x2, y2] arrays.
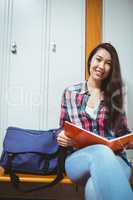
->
[[0, 174, 72, 184]]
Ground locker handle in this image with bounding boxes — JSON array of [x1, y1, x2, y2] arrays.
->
[[11, 42, 17, 54], [52, 44, 56, 52]]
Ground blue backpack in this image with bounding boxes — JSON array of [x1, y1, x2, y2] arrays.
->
[[0, 126, 72, 192]]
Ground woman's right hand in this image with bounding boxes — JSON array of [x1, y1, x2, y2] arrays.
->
[[57, 130, 75, 147]]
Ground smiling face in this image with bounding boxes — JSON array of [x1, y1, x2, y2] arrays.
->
[[89, 48, 112, 83]]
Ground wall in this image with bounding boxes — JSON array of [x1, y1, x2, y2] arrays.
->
[[103, 0, 133, 130]]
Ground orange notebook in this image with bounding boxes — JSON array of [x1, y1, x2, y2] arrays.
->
[[64, 121, 133, 151]]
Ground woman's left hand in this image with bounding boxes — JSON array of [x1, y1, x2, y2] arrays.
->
[[125, 141, 133, 149]]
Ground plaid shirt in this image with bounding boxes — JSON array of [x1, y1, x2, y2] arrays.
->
[[59, 81, 130, 139]]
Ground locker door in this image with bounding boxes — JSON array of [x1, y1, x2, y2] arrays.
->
[[47, 0, 85, 128], [3, 0, 47, 129]]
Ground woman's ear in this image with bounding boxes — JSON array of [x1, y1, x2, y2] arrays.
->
[[0, 166, 5, 175]]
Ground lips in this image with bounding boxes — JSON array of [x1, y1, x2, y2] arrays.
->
[[95, 70, 104, 77]]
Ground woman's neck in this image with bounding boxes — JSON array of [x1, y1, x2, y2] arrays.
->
[[87, 77, 101, 90]]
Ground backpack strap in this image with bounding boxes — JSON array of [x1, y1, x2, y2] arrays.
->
[[6, 147, 68, 193]]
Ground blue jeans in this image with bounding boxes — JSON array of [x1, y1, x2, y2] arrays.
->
[[65, 144, 133, 200]]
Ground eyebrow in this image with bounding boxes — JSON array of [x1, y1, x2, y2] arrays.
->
[[96, 55, 111, 63]]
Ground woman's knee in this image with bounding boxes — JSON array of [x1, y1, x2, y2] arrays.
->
[[93, 144, 112, 151], [83, 144, 114, 157], [64, 144, 114, 182], [65, 144, 114, 170], [65, 150, 91, 183]]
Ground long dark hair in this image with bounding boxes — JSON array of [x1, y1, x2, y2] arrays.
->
[[87, 43, 124, 136]]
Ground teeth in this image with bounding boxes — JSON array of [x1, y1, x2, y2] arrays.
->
[[96, 71, 103, 75], [96, 70, 103, 73], [96, 69, 103, 73], [95, 71, 103, 77]]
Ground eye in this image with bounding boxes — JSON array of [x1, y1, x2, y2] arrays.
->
[[96, 57, 101, 62], [106, 62, 111, 66]]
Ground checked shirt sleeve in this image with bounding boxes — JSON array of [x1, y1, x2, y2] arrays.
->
[[117, 111, 131, 136], [59, 89, 70, 127]]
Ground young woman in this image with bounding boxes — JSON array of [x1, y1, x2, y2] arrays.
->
[[57, 43, 133, 200]]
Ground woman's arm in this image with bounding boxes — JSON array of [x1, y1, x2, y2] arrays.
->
[[57, 89, 74, 147], [59, 89, 70, 127], [121, 112, 133, 149]]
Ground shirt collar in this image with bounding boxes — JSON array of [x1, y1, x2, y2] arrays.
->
[[79, 80, 105, 102], [79, 81, 89, 94]]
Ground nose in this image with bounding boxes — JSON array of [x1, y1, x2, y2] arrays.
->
[[98, 61, 105, 70]]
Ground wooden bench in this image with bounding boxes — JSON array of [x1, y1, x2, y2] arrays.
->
[[0, 171, 133, 187]]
